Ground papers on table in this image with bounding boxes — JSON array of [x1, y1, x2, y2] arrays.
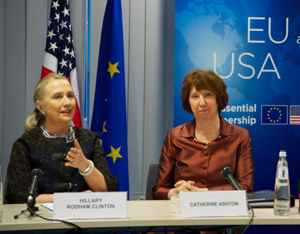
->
[[41, 203, 53, 211]]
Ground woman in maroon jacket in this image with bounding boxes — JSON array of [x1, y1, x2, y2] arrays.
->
[[153, 69, 254, 200]]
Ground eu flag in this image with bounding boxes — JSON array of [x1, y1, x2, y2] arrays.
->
[[91, 0, 129, 194], [261, 105, 288, 125]]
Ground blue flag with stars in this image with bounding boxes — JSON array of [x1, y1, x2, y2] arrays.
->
[[261, 105, 288, 125], [91, 0, 129, 195]]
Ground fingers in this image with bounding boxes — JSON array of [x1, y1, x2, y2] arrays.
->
[[64, 139, 81, 167], [174, 180, 195, 188], [68, 150, 78, 158], [173, 180, 197, 193], [69, 139, 81, 155], [168, 188, 179, 199], [74, 139, 81, 150], [68, 139, 81, 160], [174, 181, 182, 187], [65, 154, 76, 167], [174, 180, 186, 187], [184, 183, 194, 191], [169, 181, 202, 199], [65, 139, 89, 171], [188, 180, 195, 185]]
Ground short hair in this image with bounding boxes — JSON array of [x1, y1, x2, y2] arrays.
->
[[24, 73, 68, 132], [181, 69, 229, 114]]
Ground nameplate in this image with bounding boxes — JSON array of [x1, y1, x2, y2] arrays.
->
[[178, 190, 248, 217], [53, 192, 127, 220]]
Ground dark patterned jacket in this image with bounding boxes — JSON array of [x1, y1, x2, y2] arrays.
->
[[5, 126, 119, 203]]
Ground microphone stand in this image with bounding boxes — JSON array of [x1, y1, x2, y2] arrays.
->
[[27, 194, 39, 216], [221, 167, 251, 210], [14, 190, 39, 219]]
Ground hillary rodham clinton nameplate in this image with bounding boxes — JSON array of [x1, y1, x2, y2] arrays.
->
[[53, 192, 127, 220]]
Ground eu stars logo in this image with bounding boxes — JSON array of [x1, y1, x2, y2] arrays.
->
[[261, 105, 288, 125]]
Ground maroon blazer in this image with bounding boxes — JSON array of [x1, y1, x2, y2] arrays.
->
[[153, 117, 254, 200]]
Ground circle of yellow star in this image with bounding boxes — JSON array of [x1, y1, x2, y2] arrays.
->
[[107, 61, 120, 78], [107, 146, 122, 163], [267, 107, 282, 123], [103, 121, 108, 133]]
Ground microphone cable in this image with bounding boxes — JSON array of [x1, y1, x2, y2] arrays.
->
[[14, 206, 92, 234], [241, 205, 254, 234], [14, 209, 28, 220], [141, 226, 157, 233], [221, 166, 255, 233], [14, 202, 255, 234]]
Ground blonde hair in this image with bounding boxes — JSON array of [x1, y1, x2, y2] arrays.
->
[[24, 73, 67, 132]]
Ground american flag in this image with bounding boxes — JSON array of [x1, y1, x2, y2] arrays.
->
[[290, 105, 300, 125], [41, 0, 82, 127]]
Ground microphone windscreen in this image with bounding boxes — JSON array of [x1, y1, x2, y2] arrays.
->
[[31, 168, 43, 180], [221, 167, 231, 178]]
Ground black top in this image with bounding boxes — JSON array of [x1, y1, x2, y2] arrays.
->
[[5, 126, 119, 204]]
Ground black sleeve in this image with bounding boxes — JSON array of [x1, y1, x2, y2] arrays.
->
[[92, 136, 119, 191], [5, 138, 32, 204]]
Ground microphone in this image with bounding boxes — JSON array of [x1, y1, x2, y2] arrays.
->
[[27, 169, 43, 208], [298, 179, 300, 213], [221, 167, 242, 190]]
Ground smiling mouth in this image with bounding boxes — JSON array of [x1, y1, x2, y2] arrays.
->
[[61, 110, 72, 114]]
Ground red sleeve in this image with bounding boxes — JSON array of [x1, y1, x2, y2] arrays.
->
[[208, 130, 254, 192], [152, 130, 176, 199]]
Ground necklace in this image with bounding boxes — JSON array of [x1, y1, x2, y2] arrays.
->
[[41, 125, 75, 143], [193, 135, 221, 149]]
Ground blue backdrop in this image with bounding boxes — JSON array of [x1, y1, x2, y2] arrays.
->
[[175, 0, 300, 229]]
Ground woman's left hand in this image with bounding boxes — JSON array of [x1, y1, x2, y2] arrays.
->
[[174, 180, 208, 192], [65, 139, 89, 172], [174, 180, 196, 191]]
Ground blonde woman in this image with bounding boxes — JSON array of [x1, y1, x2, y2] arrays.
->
[[6, 73, 118, 203]]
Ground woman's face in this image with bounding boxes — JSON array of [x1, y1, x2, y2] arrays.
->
[[189, 86, 218, 121], [38, 79, 76, 128]]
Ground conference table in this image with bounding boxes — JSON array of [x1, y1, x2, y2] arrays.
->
[[1, 200, 300, 233]]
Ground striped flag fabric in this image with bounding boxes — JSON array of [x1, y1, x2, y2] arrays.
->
[[41, 0, 82, 127], [290, 105, 300, 125], [91, 0, 129, 195]]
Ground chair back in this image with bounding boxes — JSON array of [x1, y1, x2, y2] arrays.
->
[[145, 163, 159, 200]]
